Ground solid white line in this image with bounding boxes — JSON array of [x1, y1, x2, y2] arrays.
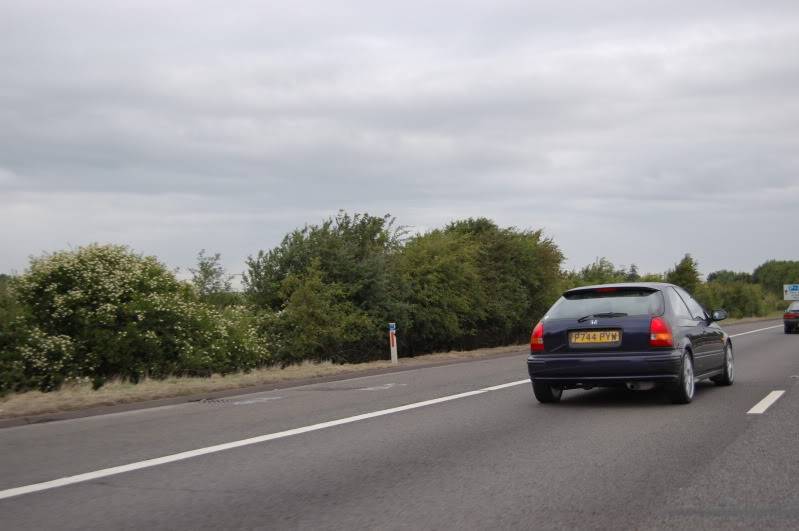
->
[[0, 379, 530, 501], [747, 390, 785, 414], [730, 325, 782, 338]]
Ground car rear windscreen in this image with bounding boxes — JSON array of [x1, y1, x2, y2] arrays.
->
[[546, 288, 665, 319]]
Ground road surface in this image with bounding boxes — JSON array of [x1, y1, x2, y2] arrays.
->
[[0, 320, 796, 529]]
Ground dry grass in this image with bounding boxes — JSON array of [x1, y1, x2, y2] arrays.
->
[[0, 344, 526, 420]]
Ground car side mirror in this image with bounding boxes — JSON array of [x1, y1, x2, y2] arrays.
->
[[711, 309, 728, 322]]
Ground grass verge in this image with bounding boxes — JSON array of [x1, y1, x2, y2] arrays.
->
[[721, 312, 783, 326], [0, 344, 526, 420]]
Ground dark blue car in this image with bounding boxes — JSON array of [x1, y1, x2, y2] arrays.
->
[[527, 283, 733, 404]]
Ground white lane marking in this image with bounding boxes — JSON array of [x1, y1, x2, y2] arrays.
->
[[0, 379, 530, 501], [730, 325, 782, 338], [231, 397, 283, 406], [747, 390, 785, 414], [357, 383, 407, 391]]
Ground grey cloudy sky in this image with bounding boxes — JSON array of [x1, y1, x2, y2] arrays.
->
[[1, 0, 797, 279]]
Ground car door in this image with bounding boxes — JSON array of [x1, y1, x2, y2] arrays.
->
[[685, 290, 725, 371], [675, 287, 715, 374], [703, 321, 726, 370], [666, 287, 704, 364]]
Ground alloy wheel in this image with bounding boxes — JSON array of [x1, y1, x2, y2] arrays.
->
[[726, 346, 734, 383], [684, 356, 694, 399]]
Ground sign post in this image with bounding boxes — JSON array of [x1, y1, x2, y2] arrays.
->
[[388, 322, 398, 365], [785, 284, 799, 301]]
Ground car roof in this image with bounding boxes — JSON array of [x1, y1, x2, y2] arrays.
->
[[563, 282, 674, 295]]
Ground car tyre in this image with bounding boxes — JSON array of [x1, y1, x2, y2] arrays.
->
[[532, 381, 563, 403], [711, 343, 734, 386], [669, 353, 695, 404], [786, 324, 791, 334]]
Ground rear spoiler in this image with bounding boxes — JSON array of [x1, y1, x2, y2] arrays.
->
[[563, 286, 659, 299]]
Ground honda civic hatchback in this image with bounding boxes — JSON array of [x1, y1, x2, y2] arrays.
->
[[527, 283, 733, 404]]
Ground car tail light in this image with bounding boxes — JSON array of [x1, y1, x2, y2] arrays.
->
[[531, 321, 544, 352], [786, 313, 798, 319], [650, 317, 674, 348]]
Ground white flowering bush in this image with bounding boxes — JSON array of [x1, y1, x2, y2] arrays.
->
[[4, 324, 75, 391], [5, 244, 270, 392]]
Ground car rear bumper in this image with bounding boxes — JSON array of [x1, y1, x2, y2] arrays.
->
[[527, 350, 682, 386]]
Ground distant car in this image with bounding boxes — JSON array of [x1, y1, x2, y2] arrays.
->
[[785, 302, 799, 334], [527, 282, 733, 404]]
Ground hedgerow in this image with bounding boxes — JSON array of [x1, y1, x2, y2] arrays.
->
[[1, 245, 268, 393], [1, 214, 792, 395]]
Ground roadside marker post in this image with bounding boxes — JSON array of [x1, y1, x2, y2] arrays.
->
[[388, 322, 398, 365]]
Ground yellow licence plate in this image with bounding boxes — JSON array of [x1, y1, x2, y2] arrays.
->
[[570, 330, 621, 345]]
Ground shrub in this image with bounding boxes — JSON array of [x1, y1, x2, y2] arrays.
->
[[752, 260, 799, 296], [666, 254, 701, 293], [392, 229, 485, 353], [694, 281, 772, 318], [246, 213, 564, 361], [244, 212, 406, 362], [269, 260, 376, 365], [5, 244, 269, 392], [395, 220, 563, 354]]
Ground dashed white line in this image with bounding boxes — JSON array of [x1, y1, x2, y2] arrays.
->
[[231, 397, 283, 405], [0, 379, 530, 501], [357, 383, 407, 391], [747, 390, 785, 414]]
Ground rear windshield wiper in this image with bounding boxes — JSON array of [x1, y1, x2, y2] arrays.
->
[[577, 312, 628, 323]]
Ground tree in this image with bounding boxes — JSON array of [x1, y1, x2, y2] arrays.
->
[[271, 259, 375, 364], [575, 257, 627, 286], [0, 274, 21, 327], [752, 260, 799, 296], [243, 211, 408, 362], [393, 229, 485, 353], [190, 250, 238, 307], [0, 274, 26, 393], [625, 264, 641, 282], [694, 281, 773, 319], [444, 218, 563, 346], [707, 270, 752, 283], [666, 254, 701, 293], [243, 211, 405, 312]]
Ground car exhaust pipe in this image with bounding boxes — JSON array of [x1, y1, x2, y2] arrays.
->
[[626, 382, 655, 391]]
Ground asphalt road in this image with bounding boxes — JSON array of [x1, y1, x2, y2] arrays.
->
[[0, 319, 796, 530]]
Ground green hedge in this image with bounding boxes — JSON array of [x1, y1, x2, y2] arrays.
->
[[1, 245, 268, 393], [244, 214, 564, 361], [694, 281, 783, 318]]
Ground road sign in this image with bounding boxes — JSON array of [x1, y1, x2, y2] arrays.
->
[[388, 323, 398, 364], [785, 285, 799, 301]]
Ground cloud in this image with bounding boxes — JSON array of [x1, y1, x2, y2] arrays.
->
[[1, 0, 798, 276]]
